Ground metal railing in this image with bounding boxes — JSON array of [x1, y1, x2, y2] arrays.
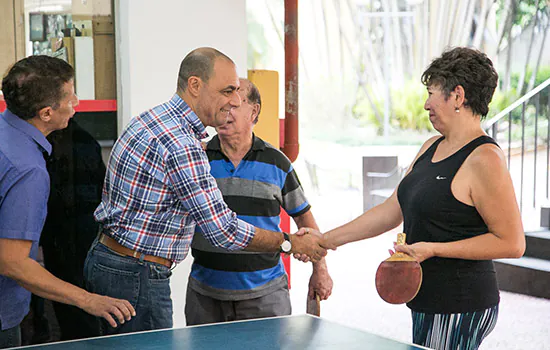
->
[[484, 78, 550, 228]]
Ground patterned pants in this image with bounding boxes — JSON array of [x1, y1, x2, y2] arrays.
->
[[412, 305, 499, 350]]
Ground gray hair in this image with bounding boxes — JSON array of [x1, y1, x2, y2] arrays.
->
[[244, 80, 262, 124]]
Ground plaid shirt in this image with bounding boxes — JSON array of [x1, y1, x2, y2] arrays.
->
[[95, 94, 255, 263]]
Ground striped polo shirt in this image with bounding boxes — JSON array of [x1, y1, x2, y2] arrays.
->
[[189, 134, 311, 300]]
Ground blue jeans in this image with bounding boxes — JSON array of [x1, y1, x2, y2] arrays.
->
[[0, 323, 21, 349], [83, 239, 173, 335]]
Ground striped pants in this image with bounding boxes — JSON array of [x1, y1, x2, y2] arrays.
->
[[412, 305, 498, 350]]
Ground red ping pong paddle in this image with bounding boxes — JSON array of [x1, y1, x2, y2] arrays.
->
[[375, 233, 422, 304], [306, 292, 321, 316]]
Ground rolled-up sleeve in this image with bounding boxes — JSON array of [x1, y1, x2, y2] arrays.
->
[[165, 144, 255, 250]]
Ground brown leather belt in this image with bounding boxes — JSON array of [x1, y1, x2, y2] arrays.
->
[[99, 233, 173, 268]]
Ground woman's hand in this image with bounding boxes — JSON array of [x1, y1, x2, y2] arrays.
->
[[394, 241, 435, 263], [292, 228, 337, 263]]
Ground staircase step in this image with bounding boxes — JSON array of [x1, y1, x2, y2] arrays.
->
[[497, 257, 550, 271], [495, 257, 550, 299], [525, 229, 550, 260]]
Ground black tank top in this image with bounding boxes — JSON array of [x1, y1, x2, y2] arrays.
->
[[397, 135, 500, 313]]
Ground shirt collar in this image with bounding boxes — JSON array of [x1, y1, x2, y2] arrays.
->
[[207, 133, 266, 152], [168, 94, 209, 140], [251, 134, 266, 151], [1, 109, 52, 155]]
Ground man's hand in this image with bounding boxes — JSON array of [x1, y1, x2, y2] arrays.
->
[[296, 228, 337, 250], [309, 260, 333, 300], [0, 238, 136, 328], [292, 228, 336, 263], [81, 293, 136, 328], [289, 230, 327, 262]]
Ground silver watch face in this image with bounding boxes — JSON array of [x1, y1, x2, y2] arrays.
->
[[281, 240, 292, 253]]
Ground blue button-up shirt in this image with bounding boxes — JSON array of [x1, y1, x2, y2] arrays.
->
[[0, 109, 51, 330]]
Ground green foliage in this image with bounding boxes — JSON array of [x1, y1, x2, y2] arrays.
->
[[351, 86, 383, 129], [508, 65, 550, 105], [353, 69, 550, 134], [496, 0, 548, 30], [247, 14, 270, 69], [391, 81, 431, 131], [352, 80, 432, 133], [491, 65, 550, 144], [488, 88, 518, 120], [246, 1, 282, 70], [516, 0, 547, 27]]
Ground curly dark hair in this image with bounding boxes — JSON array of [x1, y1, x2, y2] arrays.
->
[[421, 47, 498, 118], [1, 55, 74, 120]]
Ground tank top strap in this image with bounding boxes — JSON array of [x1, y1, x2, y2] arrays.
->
[[438, 135, 499, 179], [451, 135, 498, 163], [413, 137, 445, 167]]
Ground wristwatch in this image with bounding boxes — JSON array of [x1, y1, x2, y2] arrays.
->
[[280, 232, 292, 253]]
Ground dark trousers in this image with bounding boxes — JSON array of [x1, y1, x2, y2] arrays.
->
[[185, 281, 291, 326], [50, 302, 100, 340], [42, 242, 101, 340], [83, 239, 173, 335], [0, 323, 21, 349]]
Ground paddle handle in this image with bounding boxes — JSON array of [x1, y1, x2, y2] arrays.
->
[[394, 233, 406, 258], [396, 233, 406, 246], [388, 233, 416, 262]]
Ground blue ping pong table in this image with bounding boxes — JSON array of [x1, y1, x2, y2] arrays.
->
[[19, 315, 428, 349]]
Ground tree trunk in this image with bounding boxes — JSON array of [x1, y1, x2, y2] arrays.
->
[[389, 0, 404, 81], [496, 0, 513, 51], [320, 0, 332, 77], [454, 0, 472, 45], [517, 0, 541, 95], [528, 11, 550, 91], [502, 0, 517, 92], [473, 0, 491, 48]]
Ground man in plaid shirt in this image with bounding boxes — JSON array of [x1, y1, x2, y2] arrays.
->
[[83, 47, 327, 335]]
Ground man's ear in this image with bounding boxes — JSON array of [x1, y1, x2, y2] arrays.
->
[[454, 85, 466, 107], [37, 106, 52, 122], [251, 103, 260, 122], [187, 76, 202, 98]]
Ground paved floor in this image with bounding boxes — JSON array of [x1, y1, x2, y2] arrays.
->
[[287, 185, 550, 350]]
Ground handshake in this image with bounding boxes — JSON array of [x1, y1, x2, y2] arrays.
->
[[286, 228, 336, 263]]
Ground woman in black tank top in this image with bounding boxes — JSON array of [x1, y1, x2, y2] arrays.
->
[[315, 48, 525, 350]]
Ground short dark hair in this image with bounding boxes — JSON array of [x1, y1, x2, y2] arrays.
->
[[177, 47, 234, 91], [1, 55, 74, 120], [244, 80, 262, 124], [421, 47, 498, 118]]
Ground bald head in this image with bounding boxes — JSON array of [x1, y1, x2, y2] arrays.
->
[[177, 47, 235, 92]]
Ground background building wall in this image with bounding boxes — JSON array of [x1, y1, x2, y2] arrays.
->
[[115, 0, 248, 130]]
